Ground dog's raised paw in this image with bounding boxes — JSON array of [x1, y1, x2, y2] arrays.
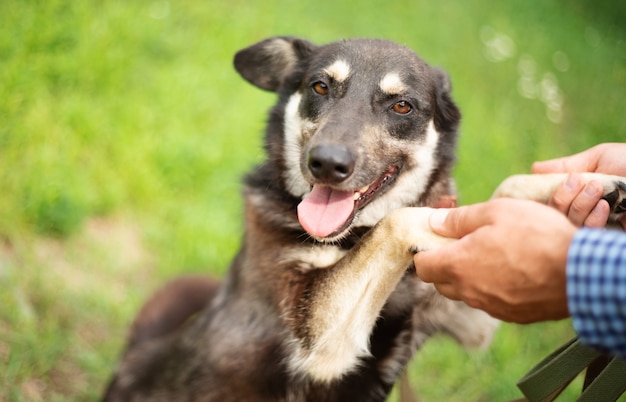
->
[[492, 173, 626, 223], [385, 207, 455, 255], [603, 180, 626, 215]]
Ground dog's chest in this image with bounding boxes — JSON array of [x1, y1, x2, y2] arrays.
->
[[284, 244, 348, 272]]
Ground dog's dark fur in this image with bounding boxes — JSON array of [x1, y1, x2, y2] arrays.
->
[[103, 37, 626, 402]]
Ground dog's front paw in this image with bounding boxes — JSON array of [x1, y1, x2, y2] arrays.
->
[[384, 207, 454, 255], [492, 173, 626, 223], [603, 180, 626, 216]]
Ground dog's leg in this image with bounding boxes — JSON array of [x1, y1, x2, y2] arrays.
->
[[126, 275, 220, 348], [287, 208, 460, 382], [492, 173, 626, 222], [103, 275, 220, 400]]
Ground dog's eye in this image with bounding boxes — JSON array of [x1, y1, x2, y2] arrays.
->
[[312, 81, 329, 96], [392, 101, 412, 115]]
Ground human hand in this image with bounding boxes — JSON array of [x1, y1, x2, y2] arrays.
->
[[542, 173, 610, 227], [532, 143, 626, 229], [532, 143, 626, 176], [413, 199, 577, 324]]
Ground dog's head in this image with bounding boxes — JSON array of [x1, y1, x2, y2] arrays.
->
[[235, 37, 460, 242]]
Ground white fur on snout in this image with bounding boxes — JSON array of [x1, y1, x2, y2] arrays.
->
[[379, 72, 407, 95], [354, 120, 440, 228], [324, 60, 351, 82], [283, 93, 314, 197]]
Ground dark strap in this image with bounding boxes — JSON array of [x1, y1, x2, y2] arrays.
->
[[579, 357, 626, 401], [583, 355, 613, 389], [516, 337, 626, 402], [517, 337, 599, 401]]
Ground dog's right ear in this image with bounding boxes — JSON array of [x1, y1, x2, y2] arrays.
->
[[234, 36, 317, 92], [431, 67, 461, 134]]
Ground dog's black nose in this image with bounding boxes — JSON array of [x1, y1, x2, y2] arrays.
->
[[307, 144, 356, 183]]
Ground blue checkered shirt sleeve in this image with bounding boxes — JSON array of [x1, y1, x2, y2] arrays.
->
[[567, 227, 626, 359]]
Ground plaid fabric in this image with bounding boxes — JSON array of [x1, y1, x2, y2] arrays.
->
[[567, 227, 626, 359]]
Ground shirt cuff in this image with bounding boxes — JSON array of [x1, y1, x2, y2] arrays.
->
[[567, 227, 626, 359]]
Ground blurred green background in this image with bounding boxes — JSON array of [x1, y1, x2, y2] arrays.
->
[[1, 0, 624, 400]]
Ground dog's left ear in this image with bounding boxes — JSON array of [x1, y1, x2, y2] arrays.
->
[[432, 68, 461, 133], [234, 36, 317, 92]]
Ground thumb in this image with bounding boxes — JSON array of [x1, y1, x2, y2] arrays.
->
[[531, 149, 597, 174], [531, 158, 569, 173], [428, 204, 490, 239]]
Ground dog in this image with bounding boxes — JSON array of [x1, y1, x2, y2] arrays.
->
[[103, 37, 626, 402]]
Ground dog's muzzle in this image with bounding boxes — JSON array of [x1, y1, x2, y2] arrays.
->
[[307, 144, 356, 184]]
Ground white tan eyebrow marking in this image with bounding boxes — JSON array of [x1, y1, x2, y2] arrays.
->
[[324, 60, 351, 82], [379, 73, 407, 95]]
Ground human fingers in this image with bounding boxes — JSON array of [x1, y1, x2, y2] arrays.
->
[[547, 173, 585, 216], [482, 303, 568, 324], [532, 143, 626, 176], [546, 174, 609, 227], [531, 156, 590, 174], [417, 200, 518, 283], [566, 180, 606, 227], [427, 203, 494, 239], [431, 282, 461, 301], [583, 199, 610, 228], [531, 147, 599, 174], [585, 143, 626, 176], [425, 270, 568, 323], [413, 243, 461, 285]]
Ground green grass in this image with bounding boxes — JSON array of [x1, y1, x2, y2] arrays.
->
[[1, 0, 625, 400]]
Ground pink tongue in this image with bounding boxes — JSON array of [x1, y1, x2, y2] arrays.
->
[[297, 185, 355, 238]]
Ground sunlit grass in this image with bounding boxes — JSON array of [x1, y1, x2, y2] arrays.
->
[[1, 0, 624, 400]]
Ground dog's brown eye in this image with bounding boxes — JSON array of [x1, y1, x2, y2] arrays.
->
[[312, 81, 329, 95], [392, 101, 412, 115]]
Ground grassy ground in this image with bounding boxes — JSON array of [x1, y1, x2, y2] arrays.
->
[[1, 0, 625, 400]]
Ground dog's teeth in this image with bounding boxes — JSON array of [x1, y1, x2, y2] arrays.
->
[[354, 185, 369, 201]]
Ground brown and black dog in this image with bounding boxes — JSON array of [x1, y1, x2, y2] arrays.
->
[[104, 37, 626, 401]]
